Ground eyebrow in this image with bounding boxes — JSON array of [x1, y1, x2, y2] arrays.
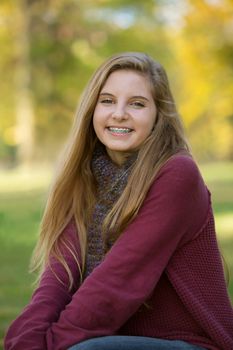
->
[[99, 92, 150, 102]]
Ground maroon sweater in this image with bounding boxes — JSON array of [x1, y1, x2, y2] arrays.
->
[[4, 155, 233, 350]]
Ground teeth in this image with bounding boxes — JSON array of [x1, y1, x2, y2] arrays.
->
[[108, 127, 132, 133]]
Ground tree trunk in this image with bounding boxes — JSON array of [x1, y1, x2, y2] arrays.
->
[[14, 0, 35, 167]]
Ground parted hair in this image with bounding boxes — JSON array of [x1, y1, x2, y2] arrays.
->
[[31, 52, 190, 289]]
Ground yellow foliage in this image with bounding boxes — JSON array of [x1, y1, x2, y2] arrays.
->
[[3, 126, 18, 146], [71, 39, 103, 67]]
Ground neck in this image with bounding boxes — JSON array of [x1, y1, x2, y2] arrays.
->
[[106, 149, 135, 166]]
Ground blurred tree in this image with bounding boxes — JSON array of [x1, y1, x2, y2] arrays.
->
[[15, 0, 170, 160], [170, 0, 233, 159], [14, 0, 35, 166], [0, 0, 17, 166], [0, 0, 232, 165]]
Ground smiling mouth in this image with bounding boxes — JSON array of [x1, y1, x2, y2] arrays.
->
[[107, 127, 133, 134]]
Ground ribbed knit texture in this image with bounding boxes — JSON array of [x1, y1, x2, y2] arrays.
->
[[117, 208, 233, 350]]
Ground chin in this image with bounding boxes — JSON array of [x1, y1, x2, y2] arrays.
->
[[109, 147, 133, 152]]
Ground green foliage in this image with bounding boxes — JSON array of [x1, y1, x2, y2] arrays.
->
[[0, 0, 233, 164], [0, 189, 46, 349]]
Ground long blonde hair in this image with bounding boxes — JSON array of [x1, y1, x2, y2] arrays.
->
[[31, 52, 190, 289]]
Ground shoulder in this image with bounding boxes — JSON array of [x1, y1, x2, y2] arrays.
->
[[147, 153, 209, 219], [160, 153, 201, 179], [153, 153, 205, 193], [144, 153, 211, 242]]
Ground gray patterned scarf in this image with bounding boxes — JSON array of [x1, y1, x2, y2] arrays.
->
[[84, 142, 137, 278]]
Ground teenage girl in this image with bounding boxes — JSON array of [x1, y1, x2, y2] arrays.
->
[[4, 52, 233, 350]]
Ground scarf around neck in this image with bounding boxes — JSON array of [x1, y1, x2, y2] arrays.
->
[[84, 142, 137, 278]]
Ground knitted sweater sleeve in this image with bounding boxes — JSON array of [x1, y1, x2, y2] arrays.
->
[[4, 220, 81, 350], [44, 155, 210, 350]]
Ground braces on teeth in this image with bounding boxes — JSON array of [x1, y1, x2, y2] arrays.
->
[[108, 127, 132, 133]]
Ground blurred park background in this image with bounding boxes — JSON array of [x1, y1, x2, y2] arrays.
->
[[0, 0, 233, 348]]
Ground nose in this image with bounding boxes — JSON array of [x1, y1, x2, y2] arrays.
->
[[112, 103, 128, 120]]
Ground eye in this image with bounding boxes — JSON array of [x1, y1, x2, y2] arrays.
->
[[130, 101, 145, 108], [99, 98, 114, 105]]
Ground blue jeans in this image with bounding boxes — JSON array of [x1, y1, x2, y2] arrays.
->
[[68, 336, 206, 350]]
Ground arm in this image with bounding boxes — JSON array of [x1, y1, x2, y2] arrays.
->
[[4, 220, 81, 350], [46, 155, 210, 350]]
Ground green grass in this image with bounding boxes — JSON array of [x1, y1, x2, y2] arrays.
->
[[0, 163, 233, 349], [0, 167, 51, 349]]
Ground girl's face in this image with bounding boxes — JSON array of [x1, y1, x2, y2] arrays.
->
[[93, 69, 156, 165]]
